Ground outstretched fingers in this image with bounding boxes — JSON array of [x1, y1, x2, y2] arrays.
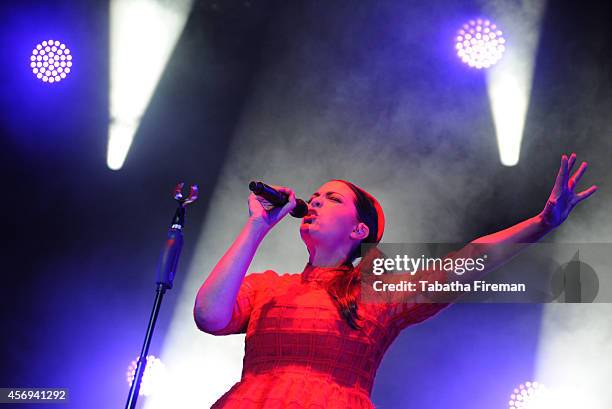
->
[[567, 152, 576, 173], [569, 161, 588, 190], [553, 154, 569, 192], [574, 185, 598, 205]]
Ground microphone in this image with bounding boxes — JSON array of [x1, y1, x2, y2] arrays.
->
[[249, 181, 308, 218]]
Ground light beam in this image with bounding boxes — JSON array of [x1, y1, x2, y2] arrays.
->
[[482, 0, 547, 166], [108, 0, 193, 170]]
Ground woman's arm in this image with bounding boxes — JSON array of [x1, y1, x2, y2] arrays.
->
[[194, 186, 297, 333], [194, 220, 267, 332], [455, 214, 550, 283], [453, 153, 598, 284]]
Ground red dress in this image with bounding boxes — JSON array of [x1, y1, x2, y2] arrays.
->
[[207, 263, 450, 409]]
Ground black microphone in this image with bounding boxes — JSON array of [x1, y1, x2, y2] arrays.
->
[[249, 181, 308, 218]]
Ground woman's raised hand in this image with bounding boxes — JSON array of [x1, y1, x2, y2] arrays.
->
[[247, 185, 297, 232], [539, 153, 598, 230]]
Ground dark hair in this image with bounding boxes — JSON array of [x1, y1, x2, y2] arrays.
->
[[325, 180, 381, 330]]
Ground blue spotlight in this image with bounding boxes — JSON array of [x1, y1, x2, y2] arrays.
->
[[455, 19, 506, 69], [29, 40, 73, 83]]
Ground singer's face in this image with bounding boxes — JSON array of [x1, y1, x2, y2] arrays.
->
[[300, 181, 360, 251]]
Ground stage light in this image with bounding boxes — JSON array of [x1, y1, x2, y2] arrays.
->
[[126, 354, 167, 397], [108, 0, 194, 170], [30, 40, 72, 83], [481, 1, 546, 166], [455, 19, 506, 69], [507, 381, 552, 408]]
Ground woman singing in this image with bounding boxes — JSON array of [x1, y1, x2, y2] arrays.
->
[[194, 153, 597, 408]]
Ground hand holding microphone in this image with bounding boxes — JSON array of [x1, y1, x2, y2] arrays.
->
[[247, 181, 308, 230]]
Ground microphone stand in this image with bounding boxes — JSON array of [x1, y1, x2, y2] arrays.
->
[[125, 183, 199, 409]]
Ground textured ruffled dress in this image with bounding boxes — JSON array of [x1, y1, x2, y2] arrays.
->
[[207, 263, 450, 409]]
